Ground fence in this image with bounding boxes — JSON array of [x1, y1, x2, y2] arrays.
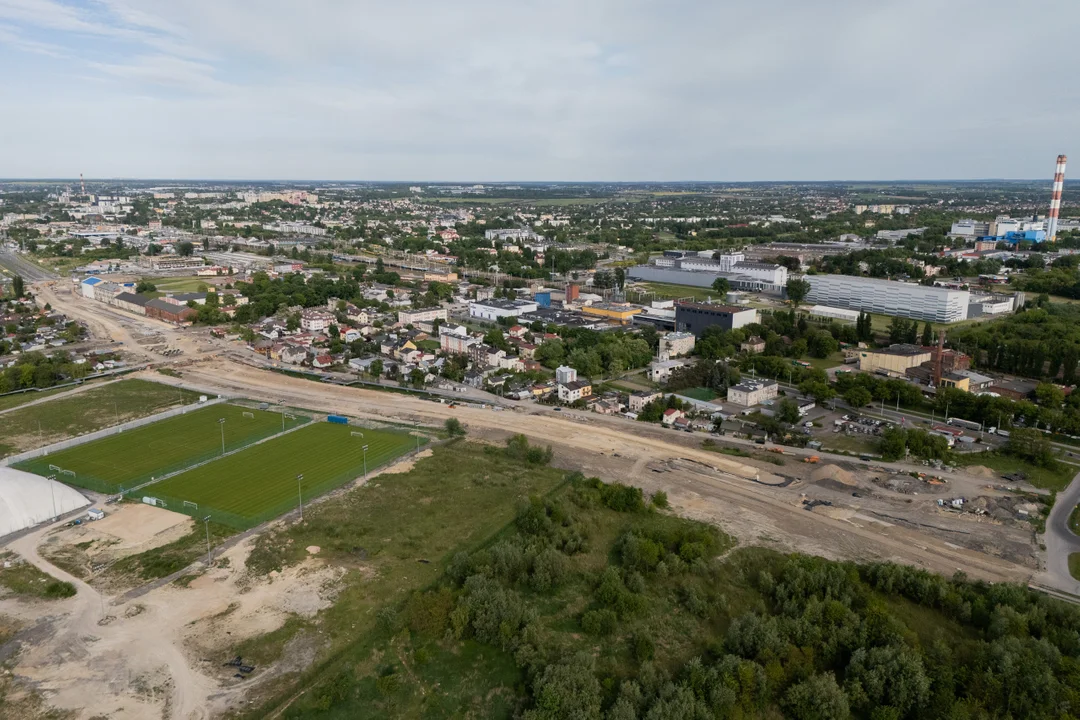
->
[[0, 397, 230, 468]]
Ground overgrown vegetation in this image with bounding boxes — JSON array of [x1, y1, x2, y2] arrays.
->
[[0, 552, 76, 599], [230, 440, 1080, 720]]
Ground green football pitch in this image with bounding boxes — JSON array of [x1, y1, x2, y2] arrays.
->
[[16, 404, 308, 493], [143, 422, 421, 529]]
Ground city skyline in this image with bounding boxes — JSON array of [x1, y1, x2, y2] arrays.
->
[[1, 0, 1078, 181]]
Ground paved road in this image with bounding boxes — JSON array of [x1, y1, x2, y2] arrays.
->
[[0, 249, 57, 282], [1039, 471, 1080, 594]]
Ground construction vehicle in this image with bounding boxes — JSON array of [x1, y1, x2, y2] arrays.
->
[[803, 455, 820, 464]]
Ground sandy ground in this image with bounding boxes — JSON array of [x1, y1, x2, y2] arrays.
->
[[2, 516, 344, 720], [150, 359, 1039, 585]]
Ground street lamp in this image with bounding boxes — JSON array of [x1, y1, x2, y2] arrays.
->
[[362, 444, 369, 479], [218, 417, 226, 455], [297, 473, 304, 521]]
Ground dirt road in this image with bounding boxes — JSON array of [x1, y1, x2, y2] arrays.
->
[[7, 518, 215, 719], [147, 360, 1036, 585]]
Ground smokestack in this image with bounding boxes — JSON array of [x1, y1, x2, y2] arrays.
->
[[80, 173, 85, 196], [1048, 154, 1067, 242]]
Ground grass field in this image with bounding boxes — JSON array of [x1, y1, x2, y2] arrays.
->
[[0, 379, 201, 459], [956, 453, 1078, 492], [677, 386, 718, 402], [143, 276, 211, 293], [15, 404, 307, 494], [0, 382, 95, 413], [1071, 553, 1080, 582], [145, 422, 420, 528]]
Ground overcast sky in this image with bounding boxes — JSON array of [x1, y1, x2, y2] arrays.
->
[[1, 0, 1077, 181]]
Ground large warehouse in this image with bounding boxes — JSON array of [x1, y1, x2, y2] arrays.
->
[[0, 467, 89, 536], [804, 275, 970, 323]]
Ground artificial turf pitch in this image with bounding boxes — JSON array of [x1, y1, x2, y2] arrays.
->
[[16, 404, 307, 493], [142, 422, 420, 528]]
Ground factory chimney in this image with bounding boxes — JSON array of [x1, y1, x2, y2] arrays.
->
[[1048, 154, 1067, 242], [80, 173, 85, 197]]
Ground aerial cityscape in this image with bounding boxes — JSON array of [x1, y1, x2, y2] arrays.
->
[[3, 2, 1080, 720]]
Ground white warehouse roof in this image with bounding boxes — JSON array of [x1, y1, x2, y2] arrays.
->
[[0, 467, 89, 536]]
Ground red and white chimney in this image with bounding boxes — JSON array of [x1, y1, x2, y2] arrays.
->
[[1048, 154, 1067, 242]]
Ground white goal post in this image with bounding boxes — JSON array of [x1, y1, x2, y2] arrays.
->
[[242, 411, 255, 419], [61, 469, 75, 478], [183, 500, 198, 510], [351, 431, 365, 438]]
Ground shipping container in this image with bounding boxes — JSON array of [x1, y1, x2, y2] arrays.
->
[[327, 415, 349, 425]]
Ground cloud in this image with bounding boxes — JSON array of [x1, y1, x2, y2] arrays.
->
[[0, 0, 1078, 179]]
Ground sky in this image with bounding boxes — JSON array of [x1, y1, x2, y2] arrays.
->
[[1, 0, 1078, 181]]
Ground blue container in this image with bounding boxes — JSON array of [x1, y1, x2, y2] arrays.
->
[[327, 415, 349, 425], [535, 292, 551, 307]]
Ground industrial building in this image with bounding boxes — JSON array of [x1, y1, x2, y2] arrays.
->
[[0, 467, 90, 535], [628, 253, 788, 294], [805, 275, 970, 323], [674, 302, 758, 337], [858, 344, 933, 376], [579, 303, 642, 324], [468, 299, 539, 321], [809, 305, 860, 323]]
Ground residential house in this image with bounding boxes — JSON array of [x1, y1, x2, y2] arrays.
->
[[281, 345, 309, 365], [726, 381, 779, 407], [629, 390, 662, 413], [312, 354, 334, 369], [301, 309, 335, 333], [662, 408, 686, 425], [558, 379, 593, 403], [740, 336, 766, 354]]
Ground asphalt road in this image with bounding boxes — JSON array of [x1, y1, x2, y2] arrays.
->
[[0, 249, 57, 282], [1040, 471, 1080, 594]]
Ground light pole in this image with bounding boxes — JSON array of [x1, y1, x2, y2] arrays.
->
[[47, 474, 57, 519], [218, 417, 226, 455], [202, 515, 212, 565], [297, 473, 304, 521], [280, 401, 285, 431], [362, 444, 369, 478]]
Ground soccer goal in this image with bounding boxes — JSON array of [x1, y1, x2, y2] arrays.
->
[[60, 469, 75, 478], [284, 413, 297, 420], [183, 500, 199, 511], [48, 464, 62, 473], [242, 411, 255, 419], [351, 431, 365, 438]]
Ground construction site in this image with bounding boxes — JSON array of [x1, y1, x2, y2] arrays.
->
[[0, 275, 1072, 718]]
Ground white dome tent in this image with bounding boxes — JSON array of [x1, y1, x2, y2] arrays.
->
[[0, 467, 90, 536]]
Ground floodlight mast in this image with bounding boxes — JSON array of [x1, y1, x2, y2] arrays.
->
[[202, 515, 212, 564], [297, 474, 304, 521], [218, 417, 226, 455]]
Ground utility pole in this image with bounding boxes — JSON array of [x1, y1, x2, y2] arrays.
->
[[218, 417, 226, 455]]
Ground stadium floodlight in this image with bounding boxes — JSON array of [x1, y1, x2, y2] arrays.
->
[[218, 417, 226, 455], [362, 444, 369, 478], [202, 515, 212, 565], [297, 474, 304, 521]]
